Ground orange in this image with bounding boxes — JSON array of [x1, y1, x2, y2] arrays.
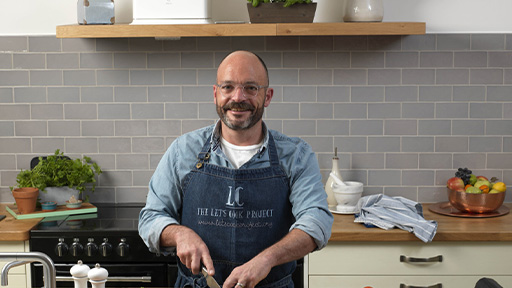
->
[[465, 184, 472, 190], [480, 185, 490, 193]]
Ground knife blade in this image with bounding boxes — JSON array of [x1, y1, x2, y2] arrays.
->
[[202, 266, 221, 288]]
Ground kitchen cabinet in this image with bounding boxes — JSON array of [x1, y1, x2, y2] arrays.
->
[[56, 22, 426, 38], [308, 242, 512, 288], [0, 241, 31, 288]]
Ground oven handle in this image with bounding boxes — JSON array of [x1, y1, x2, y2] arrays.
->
[[56, 276, 151, 283]]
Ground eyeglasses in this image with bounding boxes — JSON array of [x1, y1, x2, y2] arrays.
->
[[216, 83, 268, 98]]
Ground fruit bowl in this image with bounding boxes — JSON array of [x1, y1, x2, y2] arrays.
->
[[448, 188, 505, 214]]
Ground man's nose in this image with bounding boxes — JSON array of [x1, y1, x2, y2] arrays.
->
[[230, 86, 247, 101]]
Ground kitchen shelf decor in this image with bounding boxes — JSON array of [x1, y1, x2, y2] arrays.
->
[[56, 22, 425, 38], [246, 0, 317, 23]]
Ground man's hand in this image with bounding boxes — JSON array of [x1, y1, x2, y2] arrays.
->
[[222, 256, 271, 288], [160, 224, 214, 275]]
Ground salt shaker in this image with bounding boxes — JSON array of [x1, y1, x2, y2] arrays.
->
[[70, 260, 90, 288], [88, 263, 108, 288]]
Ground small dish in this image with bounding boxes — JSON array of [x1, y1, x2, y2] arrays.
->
[[66, 200, 82, 210], [41, 201, 57, 212]]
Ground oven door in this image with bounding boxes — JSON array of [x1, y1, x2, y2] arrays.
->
[[32, 262, 178, 287]]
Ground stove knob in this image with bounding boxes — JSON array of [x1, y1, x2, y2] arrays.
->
[[55, 238, 69, 257], [86, 238, 98, 257], [71, 238, 84, 257], [100, 238, 113, 257], [116, 238, 130, 257]]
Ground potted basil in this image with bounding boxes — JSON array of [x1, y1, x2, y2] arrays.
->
[[247, 0, 317, 23], [10, 149, 102, 205]]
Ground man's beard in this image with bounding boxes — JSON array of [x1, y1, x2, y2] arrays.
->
[[216, 101, 264, 131]]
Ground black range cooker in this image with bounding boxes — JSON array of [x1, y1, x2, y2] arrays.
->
[[29, 203, 304, 288], [29, 203, 178, 288]]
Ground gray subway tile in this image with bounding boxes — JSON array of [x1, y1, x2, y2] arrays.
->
[[65, 138, 98, 153], [300, 103, 333, 119], [317, 120, 350, 136], [299, 36, 333, 51], [232, 37, 266, 51], [352, 153, 385, 168], [402, 35, 436, 51], [469, 137, 502, 152], [198, 69, 216, 85], [283, 52, 316, 68], [64, 104, 98, 119], [317, 86, 350, 103], [299, 69, 333, 85], [471, 34, 505, 51], [99, 138, 132, 153], [29, 36, 61, 52], [487, 86, 512, 102], [81, 87, 114, 103], [402, 137, 435, 152], [181, 52, 214, 68], [0, 138, 31, 153], [0, 155, 16, 169], [402, 69, 435, 85], [80, 53, 113, 68], [333, 103, 367, 119], [420, 52, 453, 67], [266, 36, 300, 51], [351, 86, 384, 102], [368, 170, 401, 185], [351, 120, 383, 135], [402, 170, 435, 186], [97, 70, 130, 85], [48, 87, 80, 103], [115, 120, 147, 136], [129, 38, 163, 51], [132, 137, 166, 152], [0, 36, 27, 52], [0, 88, 12, 103], [14, 87, 46, 103], [148, 86, 181, 102], [116, 154, 149, 169], [148, 120, 181, 136], [196, 37, 231, 51], [62, 38, 96, 52], [368, 69, 401, 85], [368, 137, 400, 152], [130, 70, 163, 85], [385, 86, 418, 102], [31, 70, 63, 86], [385, 52, 418, 68], [386, 153, 418, 169], [98, 104, 130, 119], [384, 120, 417, 135], [418, 120, 451, 135], [81, 121, 114, 136], [351, 52, 385, 68], [132, 103, 164, 119], [368, 36, 402, 51], [505, 137, 512, 152], [63, 70, 96, 86], [183, 86, 213, 102], [13, 54, 45, 69], [47, 53, 79, 69], [452, 120, 485, 135], [283, 120, 316, 136], [437, 34, 470, 51], [14, 121, 46, 136], [470, 103, 502, 118], [48, 121, 81, 136], [165, 103, 198, 119], [0, 53, 11, 69], [334, 136, 366, 152], [333, 36, 368, 51], [333, 69, 367, 85], [163, 37, 197, 51], [419, 86, 451, 102], [453, 86, 485, 101], [33, 138, 65, 153], [486, 120, 512, 135], [317, 52, 350, 68], [419, 153, 452, 169], [506, 103, 512, 119], [164, 69, 197, 85], [266, 103, 299, 119], [436, 103, 468, 118], [182, 120, 215, 134], [368, 103, 400, 119], [114, 53, 147, 68], [402, 103, 434, 118], [0, 71, 29, 86], [435, 136, 468, 152], [487, 153, 512, 169], [454, 52, 487, 67], [283, 86, 316, 102], [436, 69, 469, 85], [31, 104, 63, 120], [114, 87, 147, 102], [470, 69, 503, 85]]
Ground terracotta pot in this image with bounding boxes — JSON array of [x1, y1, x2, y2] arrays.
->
[[12, 187, 39, 214]]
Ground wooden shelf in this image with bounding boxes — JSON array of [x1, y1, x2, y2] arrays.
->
[[56, 22, 425, 38]]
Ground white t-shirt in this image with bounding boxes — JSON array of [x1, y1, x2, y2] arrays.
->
[[220, 137, 263, 169]]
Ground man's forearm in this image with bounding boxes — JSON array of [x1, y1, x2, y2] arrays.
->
[[256, 228, 316, 268]]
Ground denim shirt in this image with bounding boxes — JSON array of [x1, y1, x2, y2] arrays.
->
[[138, 121, 333, 255]]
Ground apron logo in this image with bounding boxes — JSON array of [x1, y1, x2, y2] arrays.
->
[[226, 186, 244, 208]]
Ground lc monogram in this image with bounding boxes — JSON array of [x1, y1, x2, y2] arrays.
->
[[226, 186, 244, 208]]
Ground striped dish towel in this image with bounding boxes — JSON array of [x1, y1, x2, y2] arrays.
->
[[354, 194, 437, 243]]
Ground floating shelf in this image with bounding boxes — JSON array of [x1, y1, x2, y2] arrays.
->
[[56, 22, 426, 38]]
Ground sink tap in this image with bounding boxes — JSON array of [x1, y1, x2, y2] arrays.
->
[[0, 252, 56, 288]]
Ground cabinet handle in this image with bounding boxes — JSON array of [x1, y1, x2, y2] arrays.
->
[[400, 283, 442, 288], [400, 255, 443, 263]]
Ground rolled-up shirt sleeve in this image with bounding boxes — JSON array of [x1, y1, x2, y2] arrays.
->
[[287, 140, 333, 250]]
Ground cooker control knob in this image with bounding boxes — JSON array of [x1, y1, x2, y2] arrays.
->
[[71, 238, 84, 257], [86, 238, 98, 257], [116, 238, 130, 257], [100, 238, 113, 257], [55, 238, 69, 257]]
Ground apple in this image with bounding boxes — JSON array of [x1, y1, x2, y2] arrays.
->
[[447, 177, 465, 191], [489, 189, 501, 194], [466, 186, 482, 194], [474, 180, 491, 190], [476, 176, 489, 181]]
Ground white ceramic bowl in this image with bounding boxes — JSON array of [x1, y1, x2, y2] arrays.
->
[[332, 181, 364, 207]]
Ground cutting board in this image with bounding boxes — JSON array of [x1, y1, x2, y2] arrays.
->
[[5, 202, 97, 220]]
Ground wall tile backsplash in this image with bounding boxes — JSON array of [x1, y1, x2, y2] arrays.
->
[[1, 34, 511, 204]]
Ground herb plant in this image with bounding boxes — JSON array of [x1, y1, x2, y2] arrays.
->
[[10, 149, 102, 194], [248, 0, 313, 8]]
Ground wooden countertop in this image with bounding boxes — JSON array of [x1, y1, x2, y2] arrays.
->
[[0, 204, 42, 241], [330, 203, 512, 242]]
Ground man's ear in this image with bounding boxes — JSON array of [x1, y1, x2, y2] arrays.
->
[[264, 88, 273, 107]]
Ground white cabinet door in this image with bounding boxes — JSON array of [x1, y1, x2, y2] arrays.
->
[[0, 241, 29, 288]]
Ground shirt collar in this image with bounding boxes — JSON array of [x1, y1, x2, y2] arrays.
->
[[211, 120, 269, 156]]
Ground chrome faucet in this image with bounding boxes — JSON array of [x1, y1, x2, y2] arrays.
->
[[0, 252, 56, 288]]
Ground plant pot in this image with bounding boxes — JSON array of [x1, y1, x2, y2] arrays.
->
[[39, 187, 81, 206], [12, 187, 39, 214], [247, 3, 317, 23]]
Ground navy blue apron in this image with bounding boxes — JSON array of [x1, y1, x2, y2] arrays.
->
[[175, 132, 296, 288]]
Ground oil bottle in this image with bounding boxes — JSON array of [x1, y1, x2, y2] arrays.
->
[[325, 147, 342, 210]]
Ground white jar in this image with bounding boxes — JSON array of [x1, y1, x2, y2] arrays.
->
[[344, 0, 383, 22]]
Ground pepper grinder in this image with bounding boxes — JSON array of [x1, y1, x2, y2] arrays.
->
[[88, 263, 108, 288], [325, 147, 343, 210], [70, 260, 90, 288]]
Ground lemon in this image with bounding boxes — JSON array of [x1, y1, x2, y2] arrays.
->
[[493, 182, 507, 193]]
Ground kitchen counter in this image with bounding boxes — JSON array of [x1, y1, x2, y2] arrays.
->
[[0, 204, 42, 241], [330, 203, 512, 242]]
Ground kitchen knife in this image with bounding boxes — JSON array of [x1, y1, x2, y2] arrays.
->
[[202, 266, 221, 288]]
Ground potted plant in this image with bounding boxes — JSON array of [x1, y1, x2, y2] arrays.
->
[[247, 0, 317, 23], [10, 149, 102, 205]]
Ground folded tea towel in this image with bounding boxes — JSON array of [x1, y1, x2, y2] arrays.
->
[[354, 194, 437, 243]]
